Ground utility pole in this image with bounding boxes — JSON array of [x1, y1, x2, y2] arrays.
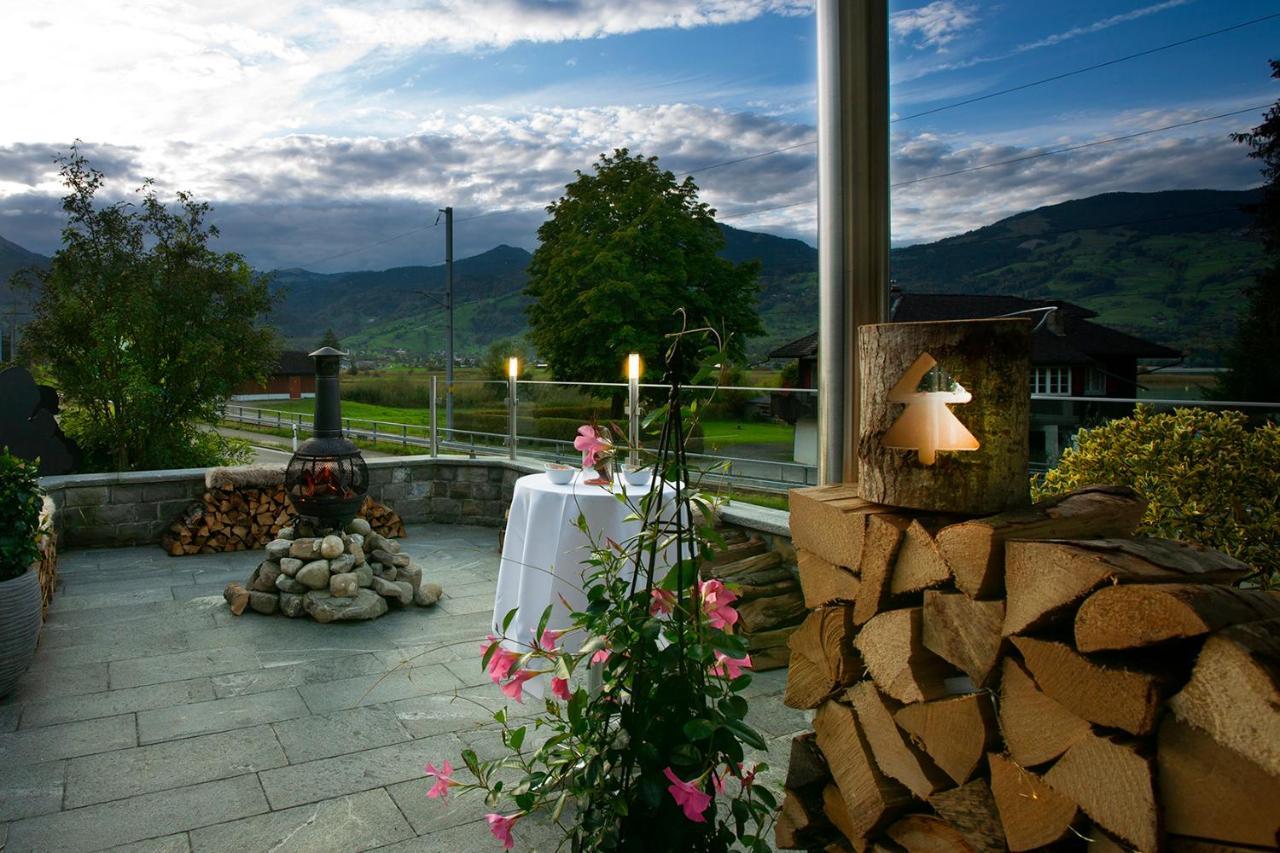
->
[[442, 205, 455, 435]]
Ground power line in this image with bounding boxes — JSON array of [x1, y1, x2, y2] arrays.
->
[[892, 12, 1280, 124], [891, 103, 1269, 189], [675, 140, 817, 179]]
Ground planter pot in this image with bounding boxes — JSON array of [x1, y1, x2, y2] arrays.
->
[[0, 564, 42, 699]]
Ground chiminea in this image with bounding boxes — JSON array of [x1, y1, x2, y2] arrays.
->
[[284, 347, 368, 529]]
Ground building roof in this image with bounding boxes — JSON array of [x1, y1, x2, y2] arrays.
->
[[273, 350, 316, 376], [767, 292, 1181, 363]]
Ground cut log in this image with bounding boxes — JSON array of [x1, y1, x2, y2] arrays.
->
[[777, 788, 832, 850], [1044, 731, 1157, 853], [708, 535, 768, 567], [738, 589, 806, 633], [789, 606, 861, 687], [1168, 840, 1266, 853], [937, 485, 1146, 598], [856, 318, 1032, 515], [928, 780, 1005, 853], [846, 681, 951, 799], [1004, 537, 1251, 637], [785, 654, 840, 710], [853, 514, 912, 625], [814, 699, 912, 847], [785, 731, 831, 790], [854, 607, 954, 704], [1167, 617, 1280, 776], [746, 623, 799, 672], [797, 548, 862, 608], [889, 518, 954, 595], [1011, 636, 1164, 735], [885, 815, 976, 852], [1074, 583, 1280, 652], [997, 657, 1090, 767], [1157, 716, 1280, 847], [736, 577, 802, 602], [821, 783, 860, 848], [790, 484, 896, 569], [705, 551, 788, 585], [920, 591, 1004, 686], [893, 693, 997, 785], [987, 753, 1079, 851]]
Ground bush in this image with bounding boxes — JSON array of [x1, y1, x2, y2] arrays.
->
[[63, 412, 252, 472], [1034, 406, 1280, 586], [0, 450, 43, 582]]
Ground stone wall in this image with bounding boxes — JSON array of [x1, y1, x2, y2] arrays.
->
[[40, 455, 794, 551]]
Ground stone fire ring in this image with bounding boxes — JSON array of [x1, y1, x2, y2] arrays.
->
[[222, 517, 443, 622]]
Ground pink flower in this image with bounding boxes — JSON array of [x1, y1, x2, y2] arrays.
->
[[650, 588, 676, 616], [486, 813, 520, 849], [424, 760, 458, 801], [535, 628, 563, 652], [484, 641, 520, 685], [711, 768, 726, 794], [711, 650, 752, 680], [573, 425, 611, 466], [590, 648, 611, 666], [663, 767, 713, 823], [738, 762, 759, 789], [551, 676, 571, 701], [700, 579, 739, 631], [501, 669, 538, 703]]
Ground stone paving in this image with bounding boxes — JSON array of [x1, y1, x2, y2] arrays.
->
[[0, 524, 806, 852]]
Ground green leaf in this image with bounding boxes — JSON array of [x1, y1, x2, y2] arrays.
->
[[508, 725, 527, 750], [534, 605, 554, 647], [461, 748, 480, 777], [723, 718, 768, 751], [501, 607, 519, 633], [682, 719, 716, 741]]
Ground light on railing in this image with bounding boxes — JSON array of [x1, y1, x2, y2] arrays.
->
[[627, 353, 641, 467], [508, 357, 519, 379], [627, 352, 641, 381]]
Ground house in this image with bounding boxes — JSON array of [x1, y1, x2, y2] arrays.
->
[[769, 292, 1181, 466], [231, 350, 316, 401]]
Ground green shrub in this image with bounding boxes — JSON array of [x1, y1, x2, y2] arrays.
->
[[1034, 406, 1280, 586], [0, 450, 43, 582], [63, 412, 252, 472]]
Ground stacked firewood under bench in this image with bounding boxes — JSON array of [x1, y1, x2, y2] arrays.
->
[[703, 526, 807, 671], [777, 482, 1280, 852]]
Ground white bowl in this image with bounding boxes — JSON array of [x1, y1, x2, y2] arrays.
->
[[622, 466, 652, 486], [545, 465, 575, 485]]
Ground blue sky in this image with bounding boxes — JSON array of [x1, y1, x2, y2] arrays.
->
[[0, 0, 1275, 270]]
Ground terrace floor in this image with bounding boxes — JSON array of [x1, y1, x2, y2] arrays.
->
[[0, 524, 805, 852]]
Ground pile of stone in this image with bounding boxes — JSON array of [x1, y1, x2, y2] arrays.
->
[[223, 517, 442, 623]]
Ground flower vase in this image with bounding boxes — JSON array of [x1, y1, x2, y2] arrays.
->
[[585, 457, 613, 485]]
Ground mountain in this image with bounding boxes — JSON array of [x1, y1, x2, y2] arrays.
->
[[1, 188, 1265, 364], [0, 235, 50, 313]]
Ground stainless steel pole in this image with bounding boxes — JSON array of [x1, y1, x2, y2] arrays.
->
[[443, 205, 455, 436], [507, 360, 518, 461], [627, 353, 640, 467], [430, 375, 439, 457]]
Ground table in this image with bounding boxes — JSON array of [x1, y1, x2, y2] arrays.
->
[[491, 470, 677, 655]]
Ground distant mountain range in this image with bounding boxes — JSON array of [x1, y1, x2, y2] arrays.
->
[[1, 188, 1265, 364]]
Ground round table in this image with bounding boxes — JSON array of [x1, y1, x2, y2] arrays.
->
[[491, 470, 677, 655]]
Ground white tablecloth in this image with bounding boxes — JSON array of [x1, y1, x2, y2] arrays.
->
[[492, 471, 677, 654]]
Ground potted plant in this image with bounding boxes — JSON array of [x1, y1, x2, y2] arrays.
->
[[0, 449, 45, 698]]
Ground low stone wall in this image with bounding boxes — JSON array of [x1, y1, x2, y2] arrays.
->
[[40, 456, 794, 552]]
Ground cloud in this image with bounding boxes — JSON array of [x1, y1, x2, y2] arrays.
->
[[891, 1, 978, 50], [1013, 0, 1195, 53]]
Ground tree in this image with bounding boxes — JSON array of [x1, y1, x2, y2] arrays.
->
[[318, 328, 342, 350], [526, 149, 762, 412], [20, 148, 278, 471], [1219, 60, 1280, 401], [481, 337, 533, 383]]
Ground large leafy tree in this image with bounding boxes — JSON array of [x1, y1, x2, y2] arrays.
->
[[526, 149, 762, 410], [1220, 60, 1280, 401], [22, 149, 278, 470]]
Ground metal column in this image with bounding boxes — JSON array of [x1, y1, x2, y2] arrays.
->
[[816, 0, 891, 485]]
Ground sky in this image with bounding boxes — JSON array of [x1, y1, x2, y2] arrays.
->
[[0, 0, 1276, 271]]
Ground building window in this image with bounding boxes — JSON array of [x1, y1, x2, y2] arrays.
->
[[1084, 368, 1106, 396], [1032, 367, 1072, 396]]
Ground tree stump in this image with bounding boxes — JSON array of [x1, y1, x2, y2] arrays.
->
[[856, 319, 1031, 514]]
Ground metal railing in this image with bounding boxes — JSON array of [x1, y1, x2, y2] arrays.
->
[[220, 379, 1280, 491]]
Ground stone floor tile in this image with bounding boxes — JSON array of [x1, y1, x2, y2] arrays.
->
[[384, 687, 511, 740], [0, 702, 22, 732], [109, 646, 260, 690], [3, 775, 268, 853], [170, 583, 236, 602], [136, 687, 309, 744], [211, 653, 386, 699], [296, 664, 465, 716], [437, 595, 498, 617], [0, 759, 65, 821], [36, 598, 215, 631], [33, 620, 194, 657], [270, 705, 410, 764], [372, 640, 477, 670], [48, 588, 178, 613], [64, 724, 287, 808], [108, 833, 192, 852], [188, 788, 413, 853], [19, 677, 217, 730], [0, 713, 136, 763], [57, 573, 197, 597], [257, 732, 460, 810], [8, 661, 109, 703], [386, 777, 491, 836]]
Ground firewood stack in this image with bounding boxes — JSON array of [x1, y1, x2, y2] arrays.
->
[[776, 482, 1280, 851], [703, 527, 806, 672], [161, 466, 405, 555]]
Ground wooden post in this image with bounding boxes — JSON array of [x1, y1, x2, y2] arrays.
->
[[856, 319, 1031, 514]]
